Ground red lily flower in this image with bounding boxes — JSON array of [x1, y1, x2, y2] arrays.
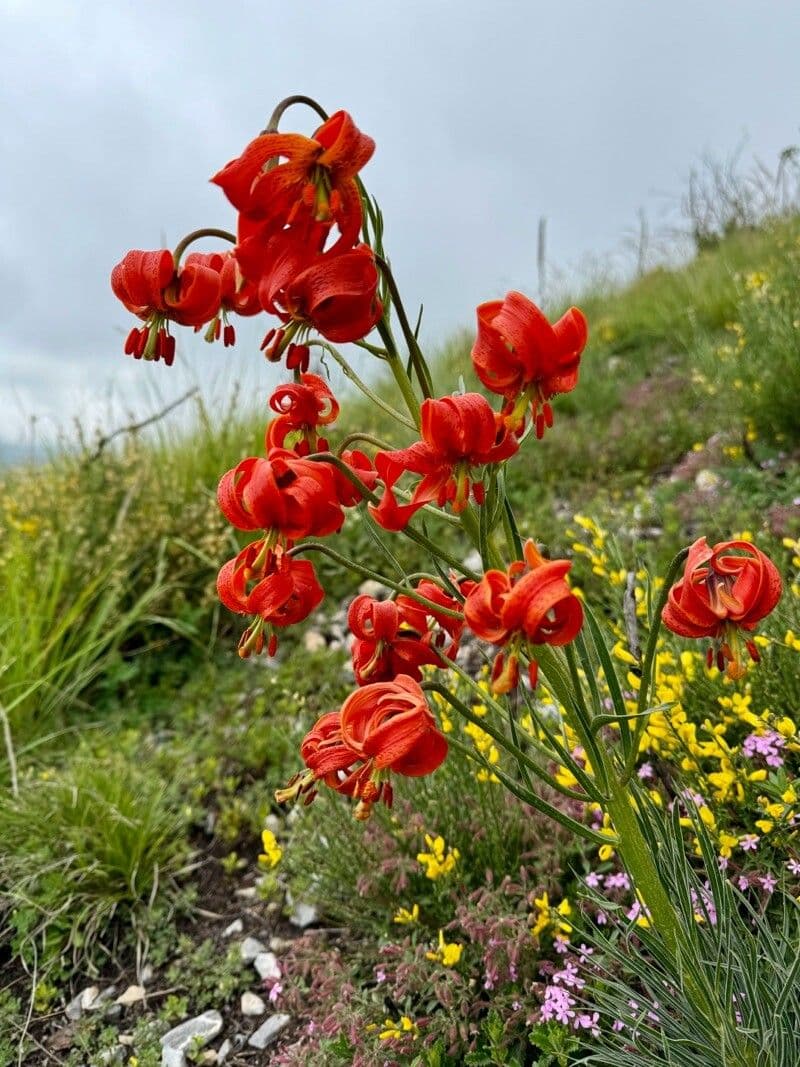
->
[[265, 373, 340, 453], [217, 450, 344, 541], [369, 393, 519, 530], [395, 579, 465, 657], [257, 234, 383, 351], [464, 540, 584, 693], [217, 545, 324, 657], [662, 537, 782, 679], [111, 249, 222, 363], [212, 110, 374, 251], [276, 676, 447, 818], [348, 594, 443, 685], [331, 449, 379, 507], [339, 674, 448, 817], [183, 251, 260, 347], [472, 292, 588, 437]]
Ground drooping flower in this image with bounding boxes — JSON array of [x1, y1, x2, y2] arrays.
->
[[265, 372, 340, 453], [276, 675, 446, 818], [662, 537, 782, 679], [464, 540, 584, 693], [348, 594, 443, 685], [111, 249, 222, 363], [184, 251, 260, 346], [217, 450, 344, 542], [212, 109, 374, 250], [216, 545, 324, 656], [339, 675, 448, 817], [472, 292, 588, 436], [370, 393, 519, 530], [257, 234, 383, 352]]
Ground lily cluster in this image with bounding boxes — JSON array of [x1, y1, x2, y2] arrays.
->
[[110, 94, 785, 1001]]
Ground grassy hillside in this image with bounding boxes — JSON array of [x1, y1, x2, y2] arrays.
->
[[1, 214, 799, 1064]]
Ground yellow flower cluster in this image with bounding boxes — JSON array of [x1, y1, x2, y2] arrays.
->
[[567, 514, 627, 587], [530, 891, 573, 942], [417, 833, 460, 880], [393, 903, 420, 925], [378, 1015, 419, 1041], [464, 720, 500, 783], [426, 928, 463, 967], [258, 829, 282, 868]]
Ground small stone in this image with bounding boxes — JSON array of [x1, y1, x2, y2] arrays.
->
[[357, 578, 388, 599], [462, 548, 482, 573], [264, 813, 282, 835], [222, 919, 243, 938], [216, 1040, 233, 1064], [87, 986, 117, 1010], [98, 1048, 124, 1065], [118, 1035, 134, 1046], [695, 469, 720, 493], [289, 902, 318, 929], [303, 629, 327, 653], [241, 991, 266, 1016], [254, 951, 281, 980], [140, 964, 154, 985], [235, 886, 257, 900], [116, 985, 146, 1006], [199, 1053, 217, 1065], [248, 1014, 291, 1050], [161, 1011, 223, 1066], [240, 936, 266, 962], [269, 936, 294, 953]]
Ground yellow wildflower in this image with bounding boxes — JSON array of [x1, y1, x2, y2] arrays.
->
[[426, 929, 463, 967], [258, 829, 282, 869], [379, 1016, 419, 1041], [393, 903, 420, 925], [417, 834, 460, 880]]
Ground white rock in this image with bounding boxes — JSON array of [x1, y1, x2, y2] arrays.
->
[[462, 548, 482, 573], [303, 630, 327, 653], [358, 579, 388, 599], [235, 886, 258, 900], [289, 902, 318, 929], [241, 991, 266, 1016], [248, 1013, 292, 1049], [216, 1039, 233, 1064], [118, 1035, 134, 1047], [140, 964, 154, 985], [240, 936, 266, 962], [160, 1011, 223, 1067], [88, 986, 117, 1010], [695, 469, 720, 493], [116, 985, 145, 1006], [222, 919, 243, 938], [254, 951, 281, 980], [264, 814, 282, 835]]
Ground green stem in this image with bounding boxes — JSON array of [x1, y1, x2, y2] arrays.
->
[[603, 784, 685, 961], [623, 548, 689, 781], [264, 94, 328, 133], [375, 255, 434, 399], [307, 340, 416, 431], [424, 682, 592, 804], [379, 320, 422, 427], [290, 541, 462, 618], [172, 228, 236, 266], [336, 432, 393, 454]]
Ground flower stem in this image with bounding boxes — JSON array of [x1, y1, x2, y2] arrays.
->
[[172, 228, 236, 266], [308, 339, 416, 431], [290, 541, 462, 618], [264, 94, 328, 133]]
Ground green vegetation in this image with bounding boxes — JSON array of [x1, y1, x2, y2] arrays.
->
[[1, 209, 799, 1064]]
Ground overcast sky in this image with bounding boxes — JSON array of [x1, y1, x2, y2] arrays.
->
[[2, 0, 799, 451]]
